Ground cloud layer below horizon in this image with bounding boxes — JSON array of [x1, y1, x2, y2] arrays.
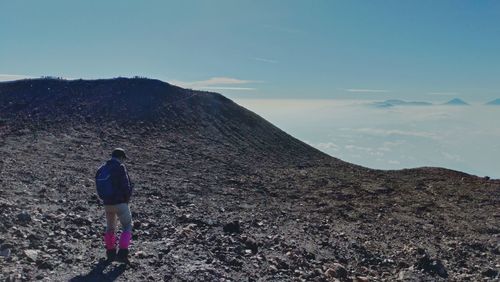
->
[[235, 99, 500, 178]]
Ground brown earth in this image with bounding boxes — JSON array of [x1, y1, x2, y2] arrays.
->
[[0, 78, 499, 281]]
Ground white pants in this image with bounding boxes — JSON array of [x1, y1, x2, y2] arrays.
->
[[104, 203, 132, 232]]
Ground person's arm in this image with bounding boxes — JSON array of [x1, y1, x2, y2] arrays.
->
[[119, 165, 132, 202]]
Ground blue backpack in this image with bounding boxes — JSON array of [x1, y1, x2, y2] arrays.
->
[[96, 163, 115, 201]]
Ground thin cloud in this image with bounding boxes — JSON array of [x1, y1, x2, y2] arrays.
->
[[200, 86, 255, 91], [311, 142, 339, 151], [378, 141, 405, 152], [253, 57, 278, 64], [345, 88, 389, 93], [344, 144, 386, 157], [441, 152, 463, 162], [170, 76, 259, 91], [351, 128, 440, 140], [0, 74, 34, 82], [428, 92, 458, 96], [345, 144, 373, 152]]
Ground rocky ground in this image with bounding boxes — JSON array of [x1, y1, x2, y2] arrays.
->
[[0, 78, 499, 281]]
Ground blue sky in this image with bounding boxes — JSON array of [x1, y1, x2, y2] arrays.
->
[[1, 0, 500, 101]]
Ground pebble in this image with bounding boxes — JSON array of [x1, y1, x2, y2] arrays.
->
[[0, 248, 11, 258], [24, 249, 40, 262], [244, 238, 258, 254]]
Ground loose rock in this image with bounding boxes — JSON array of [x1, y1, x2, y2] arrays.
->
[[325, 263, 348, 279], [415, 254, 448, 278], [17, 212, 32, 223], [223, 221, 241, 234], [482, 268, 498, 278], [24, 249, 40, 262], [0, 248, 11, 258]]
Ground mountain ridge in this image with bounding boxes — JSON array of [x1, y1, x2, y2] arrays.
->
[[444, 98, 469, 106], [0, 77, 328, 165], [486, 98, 500, 105]]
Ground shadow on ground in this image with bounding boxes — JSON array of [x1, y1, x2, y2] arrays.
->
[[69, 259, 127, 282]]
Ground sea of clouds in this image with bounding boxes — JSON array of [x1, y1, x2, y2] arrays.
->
[[236, 99, 500, 179]]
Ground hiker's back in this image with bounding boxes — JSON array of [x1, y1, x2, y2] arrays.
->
[[95, 159, 131, 205]]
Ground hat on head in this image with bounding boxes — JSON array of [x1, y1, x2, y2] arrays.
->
[[111, 148, 127, 159]]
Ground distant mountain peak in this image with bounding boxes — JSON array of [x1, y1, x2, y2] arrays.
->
[[370, 99, 432, 108], [444, 98, 469, 106], [486, 98, 500, 105]]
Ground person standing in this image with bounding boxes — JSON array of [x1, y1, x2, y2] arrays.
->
[[95, 148, 133, 263]]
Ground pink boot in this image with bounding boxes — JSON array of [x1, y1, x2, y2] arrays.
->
[[104, 232, 116, 250], [119, 231, 132, 249], [117, 231, 132, 263], [104, 232, 116, 260]]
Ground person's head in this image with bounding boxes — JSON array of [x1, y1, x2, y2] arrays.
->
[[111, 148, 127, 162]]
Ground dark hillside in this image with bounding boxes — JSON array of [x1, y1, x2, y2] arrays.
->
[[0, 78, 327, 165]]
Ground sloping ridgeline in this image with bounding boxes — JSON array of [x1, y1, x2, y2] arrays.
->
[[0, 77, 327, 164]]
